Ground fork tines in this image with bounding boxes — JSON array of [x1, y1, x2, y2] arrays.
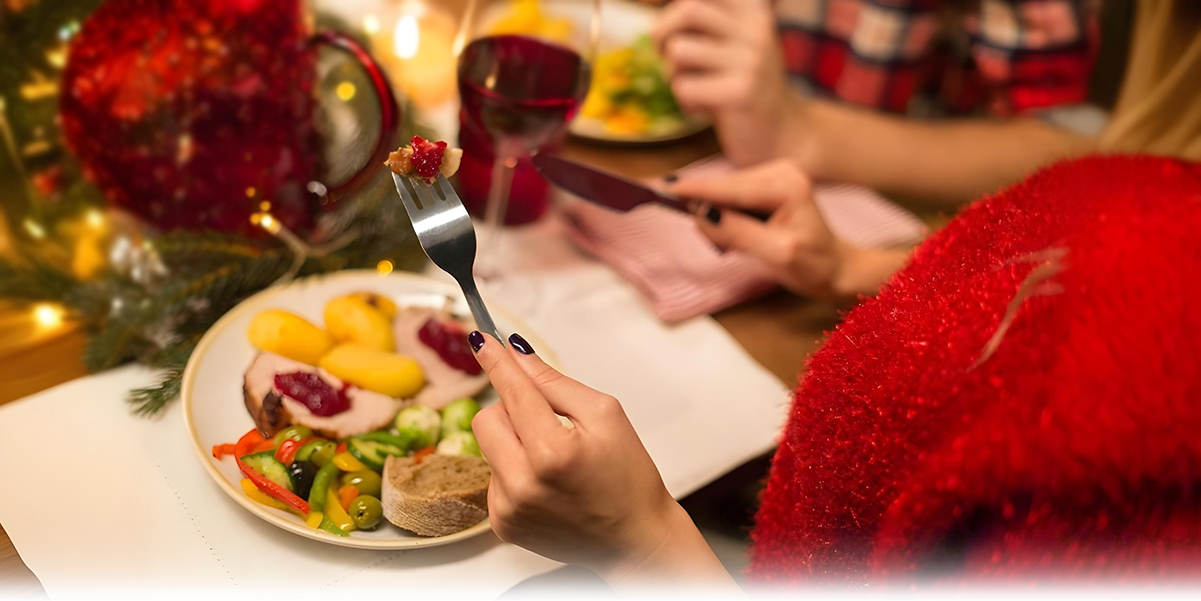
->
[[395, 173, 454, 213]]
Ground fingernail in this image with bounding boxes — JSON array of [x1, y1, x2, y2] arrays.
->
[[468, 330, 485, 352], [508, 332, 535, 355], [705, 206, 722, 224], [663, 173, 678, 183]]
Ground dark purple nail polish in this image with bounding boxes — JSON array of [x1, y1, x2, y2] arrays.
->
[[663, 173, 679, 183], [468, 330, 485, 352], [508, 333, 535, 355], [705, 206, 722, 224]]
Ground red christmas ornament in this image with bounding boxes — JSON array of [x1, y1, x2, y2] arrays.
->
[[60, 0, 319, 234], [750, 156, 1201, 583]]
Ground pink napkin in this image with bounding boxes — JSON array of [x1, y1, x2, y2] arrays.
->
[[561, 157, 927, 322]]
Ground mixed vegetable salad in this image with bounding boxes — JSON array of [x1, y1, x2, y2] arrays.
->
[[213, 398, 482, 537], [580, 34, 684, 136]]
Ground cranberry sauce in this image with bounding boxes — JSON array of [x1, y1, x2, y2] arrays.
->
[[417, 318, 483, 375], [274, 372, 351, 416]]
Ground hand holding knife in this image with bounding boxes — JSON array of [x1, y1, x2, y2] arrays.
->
[[530, 154, 769, 222]]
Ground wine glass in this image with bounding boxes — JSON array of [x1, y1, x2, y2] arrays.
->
[[455, 0, 600, 284]]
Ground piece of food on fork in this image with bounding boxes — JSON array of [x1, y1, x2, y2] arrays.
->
[[385, 136, 464, 185]]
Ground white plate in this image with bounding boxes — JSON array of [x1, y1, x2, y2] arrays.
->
[[182, 270, 551, 550]]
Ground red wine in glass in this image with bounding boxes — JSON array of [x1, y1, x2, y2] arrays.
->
[[458, 34, 591, 150]]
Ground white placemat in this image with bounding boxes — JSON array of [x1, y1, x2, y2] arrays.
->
[[0, 214, 790, 599]]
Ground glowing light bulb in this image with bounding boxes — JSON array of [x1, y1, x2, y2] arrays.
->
[[363, 14, 380, 35], [33, 303, 64, 330], [394, 15, 420, 60], [23, 219, 45, 239], [84, 208, 104, 229]]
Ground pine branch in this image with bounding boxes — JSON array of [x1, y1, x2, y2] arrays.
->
[[82, 319, 145, 372], [154, 230, 269, 262], [0, 259, 79, 302], [127, 367, 184, 417]]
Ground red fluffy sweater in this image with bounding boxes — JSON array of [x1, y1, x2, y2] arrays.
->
[[748, 156, 1201, 583]]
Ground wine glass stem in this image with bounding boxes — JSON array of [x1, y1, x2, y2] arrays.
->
[[479, 149, 518, 278]]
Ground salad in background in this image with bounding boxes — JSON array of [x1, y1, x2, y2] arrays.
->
[[484, 0, 691, 139], [578, 34, 684, 136]]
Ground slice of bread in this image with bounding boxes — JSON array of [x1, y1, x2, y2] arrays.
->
[[382, 454, 490, 537]]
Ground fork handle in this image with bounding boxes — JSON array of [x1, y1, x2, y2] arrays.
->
[[456, 274, 506, 348]]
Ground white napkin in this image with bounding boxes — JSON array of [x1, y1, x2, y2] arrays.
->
[[0, 215, 789, 599]]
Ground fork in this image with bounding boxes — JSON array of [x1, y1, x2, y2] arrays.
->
[[392, 172, 505, 347]]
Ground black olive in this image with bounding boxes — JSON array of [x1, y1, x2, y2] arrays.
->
[[287, 460, 317, 499]]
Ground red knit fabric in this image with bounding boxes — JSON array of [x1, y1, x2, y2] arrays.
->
[[748, 156, 1201, 584]]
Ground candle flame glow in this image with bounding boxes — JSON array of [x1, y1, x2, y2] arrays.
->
[[33, 303, 64, 330], [394, 15, 420, 60]]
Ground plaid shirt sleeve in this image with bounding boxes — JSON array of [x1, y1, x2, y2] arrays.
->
[[775, 0, 1100, 116]]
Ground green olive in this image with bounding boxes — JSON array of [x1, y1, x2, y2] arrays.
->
[[348, 495, 383, 530], [306, 441, 337, 467], [341, 470, 382, 498], [272, 425, 313, 446]]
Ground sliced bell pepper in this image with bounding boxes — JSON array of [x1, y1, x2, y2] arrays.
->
[[240, 479, 289, 511], [212, 443, 237, 459], [319, 515, 350, 537], [306, 511, 325, 529], [237, 455, 310, 515], [308, 462, 341, 514], [295, 438, 331, 463], [336, 442, 348, 453], [251, 439, 276, 453], [337, 484, 359, 510], [412, 446, 435, 464], [275, 439, 302, 465], [234, 429, 266, 458], [333, 452, 368, 472], [324, 488, 357, 532]]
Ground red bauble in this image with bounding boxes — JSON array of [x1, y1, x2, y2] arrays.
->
[[60, 0, 319, 234], [750, 156, 1201, 583]]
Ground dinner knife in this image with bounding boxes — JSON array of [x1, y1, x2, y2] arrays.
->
[[531, 153, 767, 221], [531, 153, 695, 214]]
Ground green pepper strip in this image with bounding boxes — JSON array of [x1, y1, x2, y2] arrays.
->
[[309, 462, 340, 513], [319, 515, 349, 537], [295, 439, 329, 463], [357, 431, 412, 450]]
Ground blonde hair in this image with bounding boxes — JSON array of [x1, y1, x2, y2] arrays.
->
[[1099, 0, 1201, 159]]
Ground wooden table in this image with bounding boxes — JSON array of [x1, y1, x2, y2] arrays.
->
[[0, 133, 850, 597]]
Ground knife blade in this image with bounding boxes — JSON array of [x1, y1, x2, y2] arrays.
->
[[532, 153, 770, 222], [531, 153, 693, 214]]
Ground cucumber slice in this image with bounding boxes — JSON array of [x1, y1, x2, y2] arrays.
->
[[240, 450, 294, 491], [346, 437, 405, 471]]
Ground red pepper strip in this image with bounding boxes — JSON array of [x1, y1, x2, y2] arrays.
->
[[275, 439, 301, 465], [211, 443, 236, 459], [234, 429, 266, 458], [337, 484, 359, 510], [336, 442, 347, 453], [251, 439, 276, 453], [412, 446, 435, 464], [237, 457, 311, 515]]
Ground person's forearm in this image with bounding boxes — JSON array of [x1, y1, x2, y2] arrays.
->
[[786, 100, 1096, 209], [833, 244, 913, 299], [598, 502, 742, 594]]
